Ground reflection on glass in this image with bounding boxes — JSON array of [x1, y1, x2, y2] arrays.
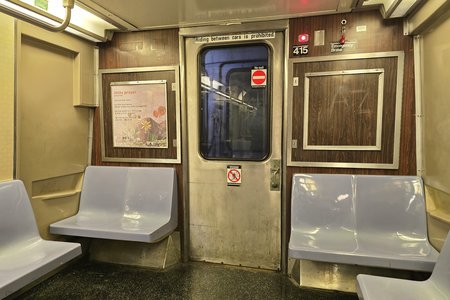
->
[[199, 44, 270, 160]]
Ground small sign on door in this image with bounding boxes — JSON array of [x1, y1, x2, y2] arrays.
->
[[251, 68, 267, 88], [227, 165, 242, 186]]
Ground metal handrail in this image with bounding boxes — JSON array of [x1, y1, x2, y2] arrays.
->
[[201, 83, 257, 111], [0, 0, 74, 32]]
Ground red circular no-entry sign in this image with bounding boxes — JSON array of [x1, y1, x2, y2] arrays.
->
[[251, 69, 267, 87]]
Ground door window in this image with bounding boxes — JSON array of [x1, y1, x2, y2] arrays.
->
[[199, 44, 270, 160]]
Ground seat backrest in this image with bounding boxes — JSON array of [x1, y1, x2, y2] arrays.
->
[[0, 180, 41, 247], [431, 231, 450, 287], [79, 166, 128, 213], [79, 166, 177, 219], [291, 174, 355, 233], [124, 167, 177, 220], [354, 175, 428, 238]]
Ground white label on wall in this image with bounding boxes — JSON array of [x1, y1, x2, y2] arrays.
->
[[227, 165, 242, 186], [356, 25, 367, 32], [195, 32, 275, 44], [330, 41, 357, 53]]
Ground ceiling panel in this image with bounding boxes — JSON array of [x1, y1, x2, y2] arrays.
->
[[78, 0, 356, 30]]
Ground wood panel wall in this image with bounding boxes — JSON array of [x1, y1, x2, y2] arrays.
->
[[93, 29, 183, 233], [288, 10, 416, 175], [291, 56, 398, 165], [101, 70, 178, 160], [286, 10, 417, 241]]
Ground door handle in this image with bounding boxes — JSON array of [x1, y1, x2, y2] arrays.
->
[[270, 160, 281, 191]]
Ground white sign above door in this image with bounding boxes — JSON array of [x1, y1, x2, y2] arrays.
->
[[195, 32, 275, 44]]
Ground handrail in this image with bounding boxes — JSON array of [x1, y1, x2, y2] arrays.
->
[[0, 0, 74, 32], [201, 83, 257, 111]]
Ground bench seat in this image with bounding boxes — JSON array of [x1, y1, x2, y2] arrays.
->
[[288, 174, 439, 272], [356, 231, 450, 300], [0, 180, 81, 298], [50, 166, 178, 243]]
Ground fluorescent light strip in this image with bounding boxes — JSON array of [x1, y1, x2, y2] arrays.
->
[[0, 0, 117, 41], [390, 0, 419, 17]]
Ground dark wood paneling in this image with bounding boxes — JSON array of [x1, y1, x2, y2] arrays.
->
[[99, 29, 179, 69], [101, 71, 178, 160], [289, 11, 408, 57], [288, 11, 416, 174], [95, 28, 180, 164], [94, 29, 183, 235], [292, 57, 398, 164], [307, 73, 379, 147]]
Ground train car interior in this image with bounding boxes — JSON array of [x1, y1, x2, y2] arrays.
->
[[0, 0, 450, 299]]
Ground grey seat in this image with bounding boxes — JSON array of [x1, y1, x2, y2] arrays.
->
[[50, 166, 178, 243], [288, 174, 438, 272], [356, 231, 450, 300], [0, 180, 81, 299]]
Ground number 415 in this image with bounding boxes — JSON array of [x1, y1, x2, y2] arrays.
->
[[293, 45, 309, 55]]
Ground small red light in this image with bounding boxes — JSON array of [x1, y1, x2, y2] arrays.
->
[[298, 34, 309, 44]]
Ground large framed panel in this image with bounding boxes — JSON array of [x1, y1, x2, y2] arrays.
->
[[99, 66, 181, 163], [303, 68, 384, 151], [287, 52, 404, 169]]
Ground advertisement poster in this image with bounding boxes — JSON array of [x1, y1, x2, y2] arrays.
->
[[111, 80, 168, 148]]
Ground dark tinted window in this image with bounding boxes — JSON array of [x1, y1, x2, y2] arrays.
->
[[199, 44, 270, 160]]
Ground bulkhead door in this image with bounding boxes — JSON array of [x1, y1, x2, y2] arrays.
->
[[184, 28, 284, 270]]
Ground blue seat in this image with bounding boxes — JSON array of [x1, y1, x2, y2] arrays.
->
[[0, 180, 81, 298], [289, 174, 438, 272], [50, 166, 178, 243], [357, 231, 450, 300]]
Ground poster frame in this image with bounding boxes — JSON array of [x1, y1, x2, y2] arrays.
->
[[99, 66, 181, 164], [110, 80, 169, 149]]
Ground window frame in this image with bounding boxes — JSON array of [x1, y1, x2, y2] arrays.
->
[[197, 42, 273, 162]]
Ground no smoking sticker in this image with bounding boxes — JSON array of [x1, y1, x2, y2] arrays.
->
[[227, 165, 242, 186]]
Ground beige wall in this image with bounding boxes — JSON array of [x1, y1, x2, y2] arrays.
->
[[422, 15, 450, 194], [0, 14, 15, 182], [16, 22, 96, 239], [421, 11, 450, 249]]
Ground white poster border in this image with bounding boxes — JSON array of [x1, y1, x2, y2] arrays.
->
[[110, 80, 168, 149]]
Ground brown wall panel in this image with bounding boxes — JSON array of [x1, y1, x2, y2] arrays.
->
[[288, 11, 416, 174], [307, 73, 379, 147], [94, 29, 183, 234], [290, 11, 407, 57], [99, 29, 180, 69], [292, 57, 398, 164], [101, 71, 178, 160]]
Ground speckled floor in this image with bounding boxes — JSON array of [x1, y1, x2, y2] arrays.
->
[[21, 261, 359, 300]]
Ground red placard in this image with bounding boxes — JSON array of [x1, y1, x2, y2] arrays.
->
[[251, 69, 267, 87]]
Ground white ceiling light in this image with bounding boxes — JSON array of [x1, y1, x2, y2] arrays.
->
[[362, 0, 422, 18], [389, 0, 420, 18], [0, 0, 119, 42]]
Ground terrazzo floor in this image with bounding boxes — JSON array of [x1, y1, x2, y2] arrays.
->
[[21, 261, 359, 300]]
